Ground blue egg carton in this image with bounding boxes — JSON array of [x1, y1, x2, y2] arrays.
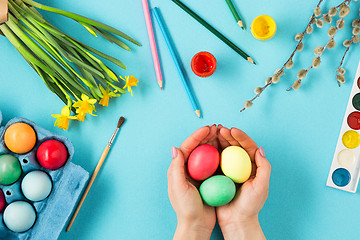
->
[[0, 110, 89, 240]]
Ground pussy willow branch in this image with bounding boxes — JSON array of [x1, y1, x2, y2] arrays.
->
[[240, 0, 351, 112], [336, 44, 350, 86], [240, 0, 324, 112], [286, 0, 350, 91]]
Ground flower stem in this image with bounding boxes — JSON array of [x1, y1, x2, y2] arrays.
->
[[20, 0, 141, 46]]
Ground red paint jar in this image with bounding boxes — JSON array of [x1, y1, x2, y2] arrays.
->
[[191, 52, 217, 77]]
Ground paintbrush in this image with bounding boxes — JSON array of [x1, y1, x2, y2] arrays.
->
[[66, 116, 126, 232]]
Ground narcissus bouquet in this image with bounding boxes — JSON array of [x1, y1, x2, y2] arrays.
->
[[0, 0, 140, 129]]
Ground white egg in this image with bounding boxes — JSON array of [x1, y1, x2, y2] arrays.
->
[[21, 171, 52, 202], [3, 201, 36, 232]]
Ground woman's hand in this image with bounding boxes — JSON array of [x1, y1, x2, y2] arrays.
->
[[168, 125, 217, 240], [216, 126, 271, 240]]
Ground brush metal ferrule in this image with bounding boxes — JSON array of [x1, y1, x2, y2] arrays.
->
[[108, 128, 120, 147]]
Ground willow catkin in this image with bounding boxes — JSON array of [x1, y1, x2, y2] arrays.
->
[[297, 69, 307, 79], [244, 101, 253, 109], [314, 6, 322, 17], [337, 74, 345, 84], [353, 35, 360, 43], [285, 59, 294, 69], [316, 19, 324, 28], [312, 56, 321, 68], [338, 67, 346, 75], [328, 7, 337, 17], [292, 80, 302, 90], [328, 26, 337, 37], [353, 27, 360, 35], [339, 5, 350, 18], [296, 42, 304, 51], [328, 39, 336, 49], [324, 14, 332, 24], [343, 39, 352, 47], [313, 46, 324, 55]]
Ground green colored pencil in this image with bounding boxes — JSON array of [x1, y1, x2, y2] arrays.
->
[[171, 0, 254, 64], [225, 0, 244, 29]]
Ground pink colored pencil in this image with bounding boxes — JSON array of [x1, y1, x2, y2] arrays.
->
[[141, 0, 163, 90]]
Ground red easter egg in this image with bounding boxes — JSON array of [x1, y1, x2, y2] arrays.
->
[[37, 140, 68, 170], [187, 144, 220, 181], [0, 189, 6, 212]]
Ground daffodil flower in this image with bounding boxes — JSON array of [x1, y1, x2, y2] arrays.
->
[[73, 94, 97, 121], [51, 106, 77, 130], [99, 85, 120, 107], [121, 75, 139, 96]]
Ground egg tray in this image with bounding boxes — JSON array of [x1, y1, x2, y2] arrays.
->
[[0, 112, 89, 240]]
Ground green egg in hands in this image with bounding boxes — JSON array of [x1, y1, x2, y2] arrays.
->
[[221, 146, 251, 183], [199, 175, 236, 207]]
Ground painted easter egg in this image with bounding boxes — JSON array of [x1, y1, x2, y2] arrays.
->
[[3, 201, 36, 232], [37, 140, 68, 170], [221, 146, 252, 183], [22, 171, 52, 202], [4, 122, 37, 154], [187, 144, 220, 181], [0, 154, 22, 185], [0, 189, 6, 212], [199, 175, 236, 206]]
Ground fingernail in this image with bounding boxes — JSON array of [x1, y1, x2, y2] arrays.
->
[[171, 146, 178, 158], [259, 146, 265, 157]]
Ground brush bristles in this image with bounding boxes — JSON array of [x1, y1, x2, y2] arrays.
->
[[117, 116, 125, 128]]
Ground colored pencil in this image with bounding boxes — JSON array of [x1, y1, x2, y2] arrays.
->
[[225, 0, 244, 29], [66, 117, 126, 232], [152, 7, 201, 118], [170, 0, 255, 64], [141, 0, 163, 90]]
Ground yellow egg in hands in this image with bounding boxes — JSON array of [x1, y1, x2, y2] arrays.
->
[[221, 146, 251, 183]]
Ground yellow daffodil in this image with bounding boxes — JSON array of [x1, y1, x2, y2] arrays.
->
[[73, 94, 97, 121], [99, 85, 120, 107], [121, 75, 139, 96], [51, 106, 77, 130]]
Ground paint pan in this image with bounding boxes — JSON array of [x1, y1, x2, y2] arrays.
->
[[327, 60, 360, 193]]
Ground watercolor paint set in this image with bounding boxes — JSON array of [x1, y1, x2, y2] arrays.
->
[[0, 110, 89, 240], [327, 60, 360, 193]]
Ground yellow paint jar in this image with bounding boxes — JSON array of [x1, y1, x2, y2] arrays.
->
[[250, 15, 277, 41]]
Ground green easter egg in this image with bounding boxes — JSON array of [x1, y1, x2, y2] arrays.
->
[[199, 175, 236, 207], [0, 154, 22, 185]]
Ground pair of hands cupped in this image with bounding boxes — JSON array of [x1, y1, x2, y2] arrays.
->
[[168, 125, 271, 239]]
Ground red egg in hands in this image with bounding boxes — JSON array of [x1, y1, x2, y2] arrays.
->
[[37, 140, 68, 170], [0, 189, 6, 212], [187, 144, 220, 181]]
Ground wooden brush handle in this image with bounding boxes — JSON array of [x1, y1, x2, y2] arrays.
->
[[66, 146, 110, 232]]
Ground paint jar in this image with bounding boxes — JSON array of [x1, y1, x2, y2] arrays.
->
[[250, 15, 277, 41], [191, 52, 217, 78]]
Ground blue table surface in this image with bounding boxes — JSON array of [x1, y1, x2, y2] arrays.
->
[[1, 0, 360, 239]]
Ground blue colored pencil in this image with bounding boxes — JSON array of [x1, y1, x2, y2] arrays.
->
[[152, 7, 201, 118]]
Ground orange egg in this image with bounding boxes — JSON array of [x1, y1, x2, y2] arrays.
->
[[4, 123, 37, 154]]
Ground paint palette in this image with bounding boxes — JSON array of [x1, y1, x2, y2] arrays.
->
[[327, 60, 360, 193], [0, 110, 89, 239]]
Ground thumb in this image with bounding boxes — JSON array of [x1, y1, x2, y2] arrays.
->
[[168, 146, 187, 187], [253, 147, 271, 187]]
